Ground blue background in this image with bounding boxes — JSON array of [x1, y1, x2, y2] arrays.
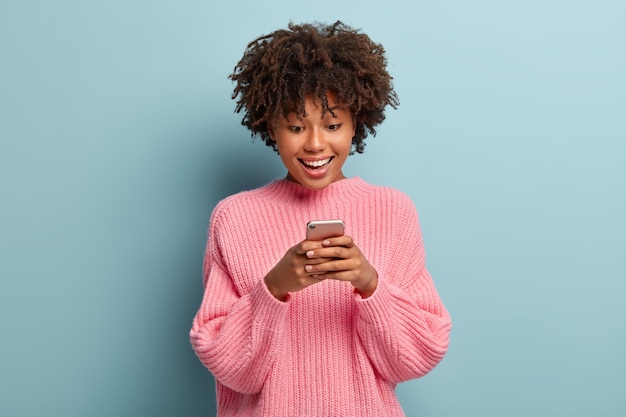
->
[[1, 1, 624, 416]]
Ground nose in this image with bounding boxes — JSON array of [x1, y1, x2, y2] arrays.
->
[[303, 128, 326, 152]]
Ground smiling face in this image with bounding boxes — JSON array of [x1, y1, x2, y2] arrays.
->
[[269, 92, 356, 190]]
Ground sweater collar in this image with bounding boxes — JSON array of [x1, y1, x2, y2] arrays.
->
[[262, 176, 370, 205]]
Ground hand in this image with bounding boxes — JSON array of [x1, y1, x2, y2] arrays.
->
[[264, 240, 337, 301], [303, 235, 378, 298]]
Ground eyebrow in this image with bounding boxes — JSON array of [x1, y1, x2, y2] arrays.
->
[[323, 105, 349, 118]]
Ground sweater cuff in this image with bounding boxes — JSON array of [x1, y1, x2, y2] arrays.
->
[[250, 279, 291, 332], [354, 278, 394, 327]]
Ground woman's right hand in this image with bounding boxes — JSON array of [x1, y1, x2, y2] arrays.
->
[[264, 240, 332, 301]]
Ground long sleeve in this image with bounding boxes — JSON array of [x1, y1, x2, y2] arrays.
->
[[189, 204, 290, 394], [354, 193, 451, 383], [189, 177, 451, 417]]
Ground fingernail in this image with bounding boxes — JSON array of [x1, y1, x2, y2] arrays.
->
[[306, 250, 314, 258], [322, 240, 330, 246], [305, 265, 313, 272]]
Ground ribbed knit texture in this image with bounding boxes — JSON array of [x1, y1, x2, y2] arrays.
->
[[190, 177, 451, 417]]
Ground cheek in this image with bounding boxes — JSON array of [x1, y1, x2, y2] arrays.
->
[[274, 137, 297, 156], [337, 137, 353, 156]]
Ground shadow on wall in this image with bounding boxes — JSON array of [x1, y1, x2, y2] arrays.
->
[[210, 134, 284, 199]]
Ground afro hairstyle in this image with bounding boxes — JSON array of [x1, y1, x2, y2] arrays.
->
[[230, 21, 399, 154]]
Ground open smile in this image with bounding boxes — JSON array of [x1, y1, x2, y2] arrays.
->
[[299, 157, 333, 170]]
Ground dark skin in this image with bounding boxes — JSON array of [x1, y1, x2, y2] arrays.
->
[[264, 235, 378, 301], [230, 22, 399, 155], [263, 94, 378, 302]]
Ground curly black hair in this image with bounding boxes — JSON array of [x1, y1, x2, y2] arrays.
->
[[230, 21, 399, 154]]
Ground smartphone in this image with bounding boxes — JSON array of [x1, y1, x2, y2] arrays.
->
[[306, 219, 345, 241]]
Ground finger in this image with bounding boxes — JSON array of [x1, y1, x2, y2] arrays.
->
[[312, 270, 356, 282], [305, 264, 330, 274], [323, 235, 354, 248], [305, 246, 345, 259], [304, 266, 329, 280], [306, 258, 350, 274], [305, 257, 335, 267], [295, 240, 324, 255], [308, 246, 351, 260], [304, 240, 330, 253], [310, 274, 327, 281]]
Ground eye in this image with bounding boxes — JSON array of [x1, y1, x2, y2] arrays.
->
[[289, 126, 304, 133], [327, 123, 342, 131]]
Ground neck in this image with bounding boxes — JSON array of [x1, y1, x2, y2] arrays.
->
[[284, 171, 347, 187]]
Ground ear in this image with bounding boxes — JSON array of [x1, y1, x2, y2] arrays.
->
[[268, 127, 276, 141]]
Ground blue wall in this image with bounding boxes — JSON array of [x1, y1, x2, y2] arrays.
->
[[1, 1, 624, 416]]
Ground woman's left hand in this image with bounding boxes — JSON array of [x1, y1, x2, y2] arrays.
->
[[304, 235, 378, 298]]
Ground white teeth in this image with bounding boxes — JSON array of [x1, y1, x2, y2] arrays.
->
[[302, 158, 331, 168]]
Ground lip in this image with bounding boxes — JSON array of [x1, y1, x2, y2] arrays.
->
[[300, 156, 333, 165], [298, 156, 334, 179]]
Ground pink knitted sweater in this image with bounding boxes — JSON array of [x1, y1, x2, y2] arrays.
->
[[190, 177, 451, 417]]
